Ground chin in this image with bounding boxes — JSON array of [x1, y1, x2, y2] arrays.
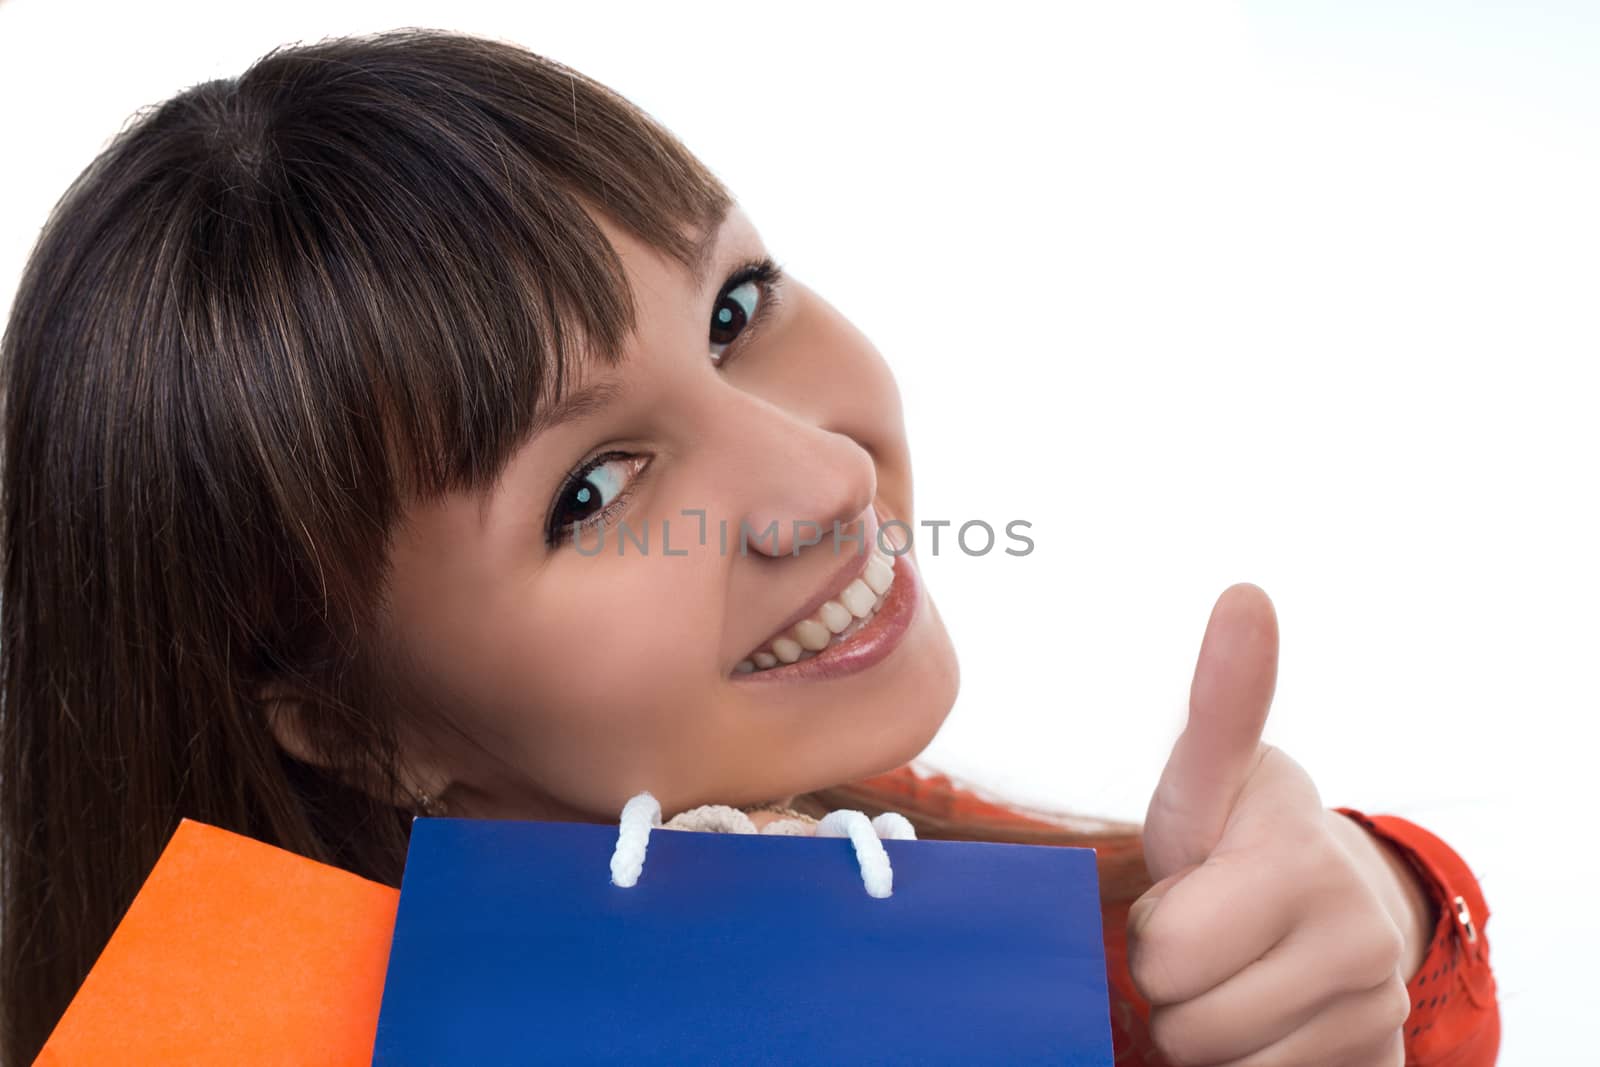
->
[[797, 598, 961, 796], [868, 598, 961, 774]]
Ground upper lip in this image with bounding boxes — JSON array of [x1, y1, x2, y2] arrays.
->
[[739, 509, 882, 661]]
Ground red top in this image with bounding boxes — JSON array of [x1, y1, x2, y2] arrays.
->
[[850, 766, 1500, 1066]]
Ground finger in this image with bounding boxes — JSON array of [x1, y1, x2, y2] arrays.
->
[[1125, 862, 1200, 946], [1126, 848, 1300, 1006], [1208, 976, 1410, 1067], [1144, 582, 1280, 881], [1144, 909, 1409, 1061], [1335, 1031, 1406, 1067]]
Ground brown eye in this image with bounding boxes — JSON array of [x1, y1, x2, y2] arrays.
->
[[545, 453, 646, 546], [709, 279, 761, 364]]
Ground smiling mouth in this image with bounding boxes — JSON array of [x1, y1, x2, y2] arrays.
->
[[733, 545, 898, 675]]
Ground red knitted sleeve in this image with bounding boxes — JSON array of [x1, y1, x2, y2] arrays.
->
[[1333, 808, 1501, 1066]]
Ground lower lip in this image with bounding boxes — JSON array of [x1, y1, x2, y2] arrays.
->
[[731, 548, 922, 684]]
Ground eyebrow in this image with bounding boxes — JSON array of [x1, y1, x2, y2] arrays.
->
[[528, 378, 624, 438], [687, 208, 731, 292]]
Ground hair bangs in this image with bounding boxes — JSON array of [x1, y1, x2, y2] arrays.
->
[[215, 28, 735, 505]]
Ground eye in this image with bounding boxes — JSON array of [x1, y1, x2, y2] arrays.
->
[[708, 257, 784, 366], [710, 281, 759, 359], [545, 452, 648, 547]]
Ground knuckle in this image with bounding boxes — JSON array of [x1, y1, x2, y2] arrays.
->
[[1378, 973, 1413, 1032], [1340, 978, 1410, 1066], [1353, 1028, 1407, 1067], [1351, 917, 1406, 989], [1145, 1006, 1208, 1067], [1376, 918, 1407, 974]]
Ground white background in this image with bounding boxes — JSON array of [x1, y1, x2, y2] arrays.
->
[[3, 1, 1593, 1059]]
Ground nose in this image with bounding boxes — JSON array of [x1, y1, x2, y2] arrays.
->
[[719, 394, 877, 559]]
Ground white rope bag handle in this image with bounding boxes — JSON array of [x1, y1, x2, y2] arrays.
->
[[609, 791, 915, 898], [608, 791, 663, 889]]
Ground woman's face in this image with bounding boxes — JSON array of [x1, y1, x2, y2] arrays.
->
[[376, 204, 959, 821]]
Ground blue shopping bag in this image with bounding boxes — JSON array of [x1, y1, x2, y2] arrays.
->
[[373, 815, 1114, 1065]]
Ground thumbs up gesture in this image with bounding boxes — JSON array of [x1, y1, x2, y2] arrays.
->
[[1128, 584, 1426, 1067]]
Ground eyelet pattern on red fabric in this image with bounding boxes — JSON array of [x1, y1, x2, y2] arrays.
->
[[1333, 808, 1501, 1067], [840, 765, 1502, 1067]]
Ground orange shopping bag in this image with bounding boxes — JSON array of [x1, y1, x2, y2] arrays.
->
[[36, 818, 397, 1066]]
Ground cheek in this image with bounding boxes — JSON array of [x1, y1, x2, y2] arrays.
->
[[393, 547, 730, 807], [511, 560, 710, 737]]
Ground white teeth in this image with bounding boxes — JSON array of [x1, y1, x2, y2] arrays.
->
[[793, 618, 832, 652], [734, 549, 902, 675], [863, 556, 894, 596], [819, 599, 854, 634], [840, 579, 877, 619]]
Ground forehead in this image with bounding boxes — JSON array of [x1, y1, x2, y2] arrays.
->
[[590, 203, 759, 304]]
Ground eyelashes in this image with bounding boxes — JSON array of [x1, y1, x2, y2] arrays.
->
[[544, 452, 649, 547], [543, 255, 786, 549], [709, 256, 785, 368]]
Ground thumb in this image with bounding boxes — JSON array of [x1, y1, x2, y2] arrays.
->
[[1143, 582, 1279, 882]]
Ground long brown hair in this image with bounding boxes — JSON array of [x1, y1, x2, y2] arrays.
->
[[0, 28, 1147, 1064]]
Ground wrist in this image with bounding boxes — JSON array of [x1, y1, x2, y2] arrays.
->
[[1324, 807, 1438, 982]]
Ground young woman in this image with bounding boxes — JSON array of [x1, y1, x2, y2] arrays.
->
[[0, 29, 1498, 1066]]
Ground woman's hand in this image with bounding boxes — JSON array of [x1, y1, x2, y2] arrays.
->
[[1127, 584, 1422, 1067]]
